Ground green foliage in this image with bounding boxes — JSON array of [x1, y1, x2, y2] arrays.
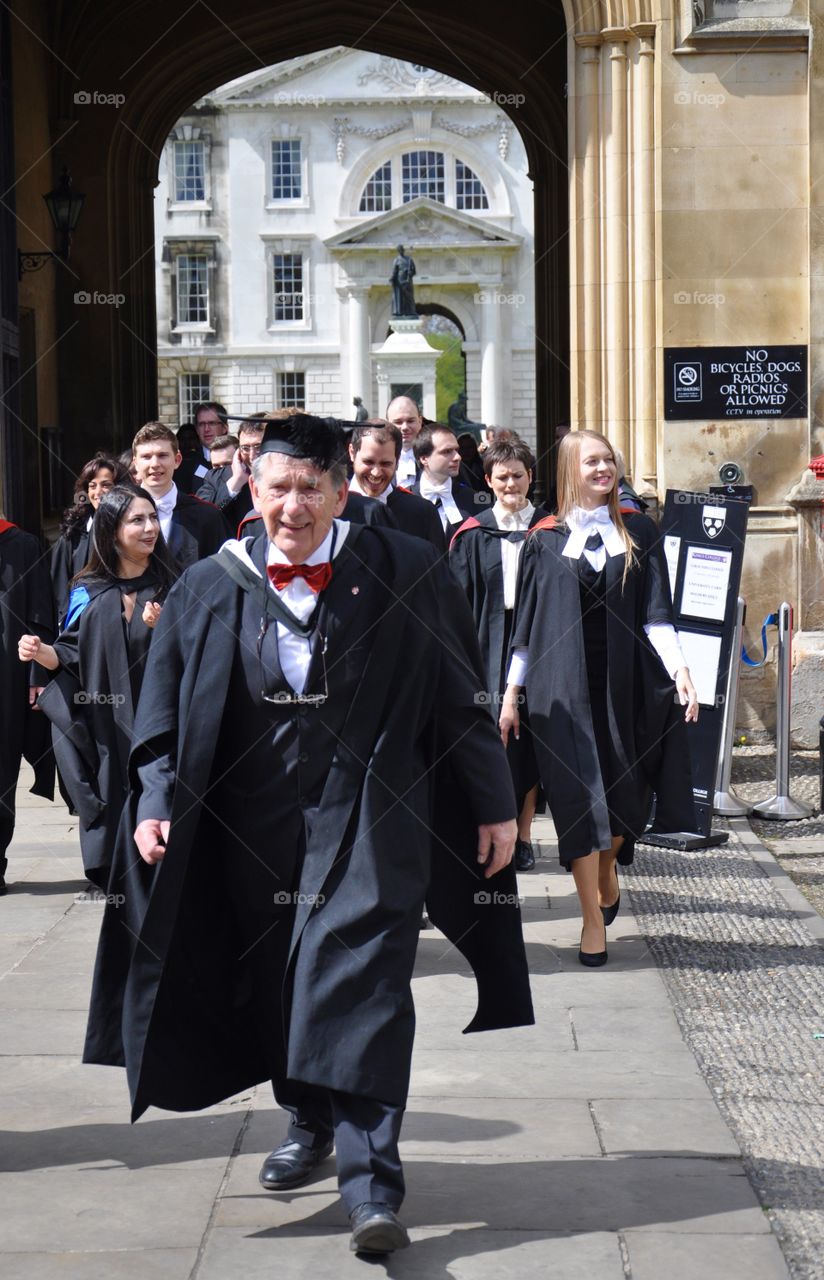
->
[[426, 332, 465, 422]]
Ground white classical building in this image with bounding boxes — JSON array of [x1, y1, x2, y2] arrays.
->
[[153, 48, 535, 438]]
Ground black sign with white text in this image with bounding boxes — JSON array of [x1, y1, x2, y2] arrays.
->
[[664, 345, 807, 420]]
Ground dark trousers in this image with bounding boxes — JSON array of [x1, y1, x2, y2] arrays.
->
[[273, 1077, 405, 1212]]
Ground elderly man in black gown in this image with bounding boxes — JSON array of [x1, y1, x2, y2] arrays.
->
[[84, 414, 533, 1257]]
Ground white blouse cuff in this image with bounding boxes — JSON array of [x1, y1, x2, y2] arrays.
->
[[506, 647, 529, 687], [644, 621, 686, 679]]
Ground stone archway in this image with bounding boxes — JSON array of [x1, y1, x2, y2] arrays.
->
[[48, 0, 569, 484]]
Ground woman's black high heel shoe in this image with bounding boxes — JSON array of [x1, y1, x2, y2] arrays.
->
[[578, 926, 608, 968], [601, 891, 620, 927]]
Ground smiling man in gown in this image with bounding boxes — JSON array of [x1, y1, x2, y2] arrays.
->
[[84, 413, 533, 1257]]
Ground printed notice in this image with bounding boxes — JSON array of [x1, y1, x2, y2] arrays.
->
[[664, 535, 681, 601], [677, 631, 723, 707], [680, 545, 732, 623]]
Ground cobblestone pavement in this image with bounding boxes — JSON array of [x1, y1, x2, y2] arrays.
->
[[629, 819, 824, 1280], [730, 746, 824, 919]]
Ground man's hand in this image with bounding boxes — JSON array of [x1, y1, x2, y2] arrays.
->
[[29, 686, 45, 708], [477, 818, 517, 879], [226, 448, 251, 496], [134, 818, 170, 864]]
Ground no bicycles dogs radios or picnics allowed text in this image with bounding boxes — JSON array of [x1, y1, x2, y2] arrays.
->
[[664, 346, 807, 421]]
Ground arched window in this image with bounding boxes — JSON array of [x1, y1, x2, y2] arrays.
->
[[455, 160, 489, 211], [357, 153, 491, 214], [359, 161, 391, 213]]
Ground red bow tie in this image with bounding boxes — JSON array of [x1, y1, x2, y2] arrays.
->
[[267, 562, 332, 593]]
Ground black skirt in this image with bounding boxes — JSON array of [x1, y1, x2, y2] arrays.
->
[[572, 557, 635, 864]]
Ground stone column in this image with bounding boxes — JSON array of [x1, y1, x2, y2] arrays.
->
[[601, 29, 631, 459], [480, 282, 503, 426], [347, 286, 370, 413], [571, 35, 603, 432], [631, 24, 658, 497]]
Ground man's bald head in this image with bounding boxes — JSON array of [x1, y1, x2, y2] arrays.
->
[[386, 396, 423, 446]]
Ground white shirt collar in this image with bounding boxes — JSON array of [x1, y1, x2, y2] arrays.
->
[[493, 500, 534, 530], [153, 482, 178, 516], [267, 520, 347, 568], [562, 504, 624, 559], [419, 472, 453, 499], [348, 474, 392, 505]]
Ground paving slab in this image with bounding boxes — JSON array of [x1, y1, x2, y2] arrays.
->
[[591, 1098, 742, 1157], [408, 1049, 707, 1100], [0, 971, 95, 1010], [625, 1230, 791, 1279], [0, 1166, 227, 1252], [0, 1007, 89, 1056], [569, 1004, 695, 1054], [1, 1249, 198, 1280]]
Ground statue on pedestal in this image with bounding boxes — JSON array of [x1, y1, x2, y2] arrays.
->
[[390, 245, 417, 318]]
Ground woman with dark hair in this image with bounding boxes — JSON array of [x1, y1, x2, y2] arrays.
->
[[500, 430, 699, 967], [51, 453, 131, 621], [450, 437, 548, 870], [19, 486, 177, 887]]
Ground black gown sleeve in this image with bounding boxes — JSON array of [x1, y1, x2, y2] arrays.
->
[[635, 516, 675, 627], [432, 561, 516, 826], [448, 530, 477, 612]]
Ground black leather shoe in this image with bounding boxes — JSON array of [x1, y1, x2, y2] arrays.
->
[[349, 1202, 410, 1254], [578, 927, 608, 968], [0, 876, 7, 896], [259, 1137, 334, 1190], [601, 891, 620, 927], [514, 840, 535, 871]]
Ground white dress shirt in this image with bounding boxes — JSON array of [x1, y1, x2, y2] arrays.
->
[[419, 474, 463, 530], [492, 500, 534, 610], [506, 504, 685, 686], [396, 446, 417, 488], [266, 522, 349, 693], [153, 482, 179, 542]]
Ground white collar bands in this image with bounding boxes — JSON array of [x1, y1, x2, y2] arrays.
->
[[562, 504, 625, 559]]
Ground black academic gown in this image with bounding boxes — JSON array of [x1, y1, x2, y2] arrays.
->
[[83, 523, 533, 1119], [50, 523, 92, 622], [0, 524, 55, 871], [386, 486, 446, 551], [36, 576, 160, 886], [510, 512, 696, 863], [175, 451, 212, 495], [166, 491, 228, 568], [449, 507, 547, 807], [196, 465, 255, 529]]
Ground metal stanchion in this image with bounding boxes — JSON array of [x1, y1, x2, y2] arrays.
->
[[714, 596, 751, 816], [752, 602, 812, 820]]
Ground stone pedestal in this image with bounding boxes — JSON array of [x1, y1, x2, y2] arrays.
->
[[374, 317, 441, 420]]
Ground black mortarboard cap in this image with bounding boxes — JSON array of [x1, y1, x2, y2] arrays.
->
[[259, 414, 348, 469]]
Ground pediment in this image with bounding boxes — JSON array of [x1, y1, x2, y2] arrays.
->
[[325, 199, 521, 252], [201, 50, 484, 109]]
